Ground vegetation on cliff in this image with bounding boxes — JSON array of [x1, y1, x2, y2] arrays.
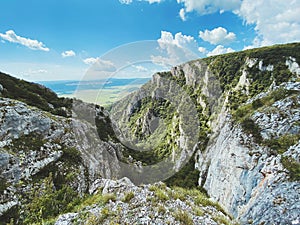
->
[[0, 72, 72, 117]]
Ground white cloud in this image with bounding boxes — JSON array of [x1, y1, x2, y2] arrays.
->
[[84, 57, 116, 72], [152, 31, 200, 66], [176, 0, 300, 46], [83, 57, 99, 65], [119, 0, 132, 4], [27, 69, 48, 74], [199, 27, 236, 45], [179, 8, 187, 21], [132, 65, 148, 72], [62, 50, 76, 58], [119, 0, 162, 4], [243, 36, 263, 50], [158, 31, 198, 50], [207, 45, 235, 56], [239, 0, 300, 46], [198, 46, 207, 54], [84, 58, 117, 80], [177, 0, 241, 15], [0, 30, 49, 51]]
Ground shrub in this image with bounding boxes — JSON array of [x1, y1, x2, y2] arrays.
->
[[157, 205, 167, 214], [62, 147, 82, 164], [23, 173, 81, 224], [192, 206, 204, 217], [122, 192, 135, 203], [173, 210, 194, 225], [240, 118, 262, 143], [154, 189, 169, 201], [264, 134, 300, 154], [281, 157, 300, 181], [0, 177, 8, 193], [165, 155, 200, 188], [102, 193, 117, 204], [212, 214, 233, 225], [0, 71, 72, 117]]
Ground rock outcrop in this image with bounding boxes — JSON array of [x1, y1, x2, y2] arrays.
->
[[0, 98, 121, 222], [55, 178, 234, 225], [198, 82, 300, 224]]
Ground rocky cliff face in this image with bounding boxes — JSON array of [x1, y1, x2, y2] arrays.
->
[[107, 43, 300, 224], [198, 82, 300, 224], [0, 97, 121, 223], [172, 44, 300, 224]]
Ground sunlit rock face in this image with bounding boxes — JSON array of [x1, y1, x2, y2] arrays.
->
[[0, 98, 121, 219]]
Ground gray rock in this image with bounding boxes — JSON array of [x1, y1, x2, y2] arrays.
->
[[55, 180, 233, 225], [55, 213, 78, 225], [0, 97, 122, 217], [198, 81, 300, 224]]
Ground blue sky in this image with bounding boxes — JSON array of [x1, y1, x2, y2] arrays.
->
[[0, 0, 299, 81]]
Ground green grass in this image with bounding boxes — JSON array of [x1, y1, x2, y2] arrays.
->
[[264, 134, 300, 154], [205, 42, 300, 93], [157, 204, 167, 214], [0, 71, 72, 117], [60, 84, 142, 107], [212, 214, 236, 225], [23, 173, 82, 225], [173, 210, 194, 225], [281, 156, 300, 181], [232, 87, 299, 147], [122, 191, 135, 203], [149, 184, 169, 201]]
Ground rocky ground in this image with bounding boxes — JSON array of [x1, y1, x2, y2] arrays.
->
[[55, 178, 235, 225]]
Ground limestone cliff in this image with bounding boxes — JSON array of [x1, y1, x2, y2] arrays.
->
[[108, 42, 300, 224], [0, 96, 121, 223]]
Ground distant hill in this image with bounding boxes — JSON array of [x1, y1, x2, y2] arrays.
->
[[0, 72, 72, 117]]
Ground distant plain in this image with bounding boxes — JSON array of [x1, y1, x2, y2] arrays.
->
[[39, 78, 150, 106]]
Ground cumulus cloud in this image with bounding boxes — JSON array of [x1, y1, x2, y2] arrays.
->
[[198, 46, 207, 54], [0, 30, 49, 51], [177, 0, 300, 46], [207, 45, 235, 56], [84, 57, 116, 72], [152, 31, 200, 66], [177, 0, 241, 15], [239, 0, 300, 46], [199, 27, 236, 45], [158, 31, 198, 50], [62, 50, 76, 58]]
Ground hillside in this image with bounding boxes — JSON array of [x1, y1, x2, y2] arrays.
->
[[0, 72, 72, 117], [0, 42, 299, 225]]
